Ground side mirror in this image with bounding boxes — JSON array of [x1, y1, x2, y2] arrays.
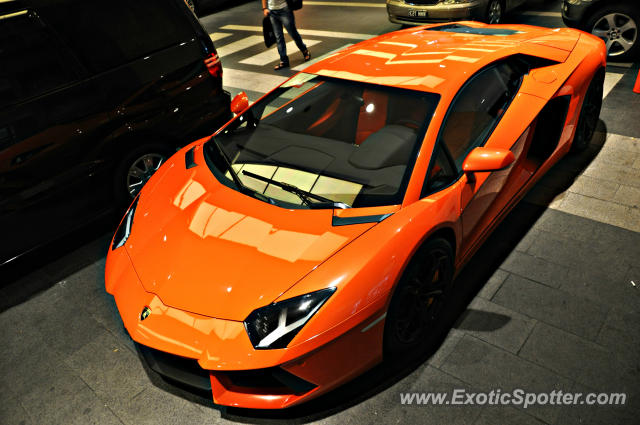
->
[[462, 147, 515, 173], [230, 92, 249, 115]]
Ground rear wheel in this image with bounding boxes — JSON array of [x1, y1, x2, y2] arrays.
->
[[571, 70, 604, 153], [384, 238, 454, 359], [586, 5, 640, 61]]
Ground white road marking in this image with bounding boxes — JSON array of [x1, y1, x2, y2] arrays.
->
[[221, 24, 375, 40], [603, 72, 624, 99], [240, 39, 322, 66], [517, 11, 562, 18], [608, 61, 634, 68], [223, 68, 288, 93], [209, 32, 232, 42], [216, 35, 264, 58], [292, 43, 354, 70], [304, 1, 385, 7]]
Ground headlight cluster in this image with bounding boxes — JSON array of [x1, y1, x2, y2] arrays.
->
[[111, 197, 139, 250], [244, 288, 336, 349]]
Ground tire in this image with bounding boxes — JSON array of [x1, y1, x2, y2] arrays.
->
[[571, 69, 604, 153], [383, 238, 454, 359], [585, 4, 640, 61], [113, 143, 172, 206], [485, 0, 504, 24]]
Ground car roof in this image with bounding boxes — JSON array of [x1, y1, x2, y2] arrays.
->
[[304, 22, 581, 96]]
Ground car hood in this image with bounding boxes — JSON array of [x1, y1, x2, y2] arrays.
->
[[124, 151, 380, 321]]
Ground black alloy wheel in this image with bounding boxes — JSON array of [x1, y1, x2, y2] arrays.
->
[[571, 70, 604, 153], [384, 238, 454, 358]]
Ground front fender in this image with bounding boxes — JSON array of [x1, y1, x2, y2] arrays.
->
[[283, 181, 462, 350]]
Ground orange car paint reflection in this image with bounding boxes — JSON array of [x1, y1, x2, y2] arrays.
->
[[106, 21, 606, 409]]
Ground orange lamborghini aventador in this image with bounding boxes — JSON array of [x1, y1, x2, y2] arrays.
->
[[105, 22, 606, 409]]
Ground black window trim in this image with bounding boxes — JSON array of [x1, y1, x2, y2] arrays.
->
[[419, 58, 525, 199]]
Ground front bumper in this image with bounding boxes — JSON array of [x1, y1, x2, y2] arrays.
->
[[137, 343, 319, 407], [105, 245, 386, 409], [387, 0, 484, 25]]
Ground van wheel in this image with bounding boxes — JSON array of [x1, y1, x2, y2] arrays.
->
[[586, 4, 639, 61], [383, 238, 454, 360], [114, 144, 172, 205]]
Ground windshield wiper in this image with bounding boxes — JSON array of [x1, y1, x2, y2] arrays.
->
[[208, 136, 250, 194], [241, 170, 350, 209]]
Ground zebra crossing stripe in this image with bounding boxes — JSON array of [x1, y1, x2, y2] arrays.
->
[[240, 39, 322, 66], [209, 32, 232, 42], [220, 24, 374, 41], [603, 72, 623, 99], [292, 43, 353, 70], [223, 68, 289, 93], [216, 35, 264, 58]]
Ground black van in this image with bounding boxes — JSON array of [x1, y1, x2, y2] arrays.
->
[[0, 0, 231, 267]]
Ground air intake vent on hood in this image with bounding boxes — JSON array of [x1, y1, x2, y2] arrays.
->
[[510, 54, 560, 73], [185, 146, 197, 169], [427, 24, 523, 36]]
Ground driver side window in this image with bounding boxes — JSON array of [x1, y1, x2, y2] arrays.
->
[[440, 61, 522, 171]]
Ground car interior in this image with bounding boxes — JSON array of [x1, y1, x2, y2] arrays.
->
[[214, 78, 440, 207]]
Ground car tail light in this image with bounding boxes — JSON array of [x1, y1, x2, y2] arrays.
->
[[204, 52, 222, 78]]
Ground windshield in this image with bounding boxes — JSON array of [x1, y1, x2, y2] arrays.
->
[[204, 73, 440, 208]]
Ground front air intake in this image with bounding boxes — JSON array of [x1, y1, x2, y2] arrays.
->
[[216, 367, 317, 395], [185, 146, 197, 169]]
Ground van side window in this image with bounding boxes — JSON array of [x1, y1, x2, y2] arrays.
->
[[50, 0, 196, 74], [439, 61, 523, 171], [0, 11, 78, 107]]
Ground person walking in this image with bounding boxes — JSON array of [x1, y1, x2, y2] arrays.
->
[[262, 0, 310, 70]]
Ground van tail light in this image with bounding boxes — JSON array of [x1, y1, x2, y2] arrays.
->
[[204, 52, 222, 78]]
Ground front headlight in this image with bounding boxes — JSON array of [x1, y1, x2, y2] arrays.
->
[[111, 197, 139, 250], [244, 288, 336, 349]]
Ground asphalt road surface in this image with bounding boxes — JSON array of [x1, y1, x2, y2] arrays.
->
[[2, 1, 639, 424]]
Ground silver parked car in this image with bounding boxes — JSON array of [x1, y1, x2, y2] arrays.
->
[[387, 0, 527, 25]]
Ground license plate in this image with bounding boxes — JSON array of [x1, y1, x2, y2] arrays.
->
[[408, 10, 427, 18]]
